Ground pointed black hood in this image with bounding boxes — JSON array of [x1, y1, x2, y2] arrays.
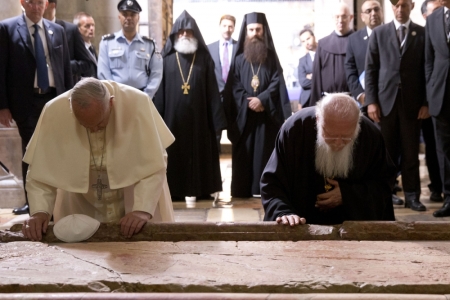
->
[[161, 10, 209, 58]]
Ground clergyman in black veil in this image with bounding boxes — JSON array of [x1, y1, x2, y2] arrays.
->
[[223, 12, 291, 198], [154, 10, 226, 202]]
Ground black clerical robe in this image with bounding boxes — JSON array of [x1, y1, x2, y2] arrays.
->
[[154, 49, 226, 198], [228, 50, 285, 197], [261, 107, 396, 224], [309, 30, 353, 106]]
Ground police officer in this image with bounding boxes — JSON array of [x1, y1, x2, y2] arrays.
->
[[97, 0, 162, 99]]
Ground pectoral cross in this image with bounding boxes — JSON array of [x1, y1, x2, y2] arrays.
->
[[181, 83, 190, 94], [92, 176, 107, 200]]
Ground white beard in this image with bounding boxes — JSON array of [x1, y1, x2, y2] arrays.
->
[[314, 125, 357, 179], [174, 36, 198, 54]]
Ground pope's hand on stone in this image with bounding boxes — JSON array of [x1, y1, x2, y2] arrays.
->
[[276, 215, 306, 226], [22, 212, 49, 241], [119, 211, 151, 238], [316, 178, 343, 211]]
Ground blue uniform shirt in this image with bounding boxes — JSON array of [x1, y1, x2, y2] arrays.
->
[[97, 30, 163, 99]]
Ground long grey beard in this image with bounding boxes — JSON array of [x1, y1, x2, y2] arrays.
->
[[315, 126, 356, 179], [174, 36, 198, 54]]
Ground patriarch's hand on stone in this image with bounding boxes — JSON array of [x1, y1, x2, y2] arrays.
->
[[276, 214, 306, 226], [0, 108, 13, 128], [247, 97, 264, 112], [119, 211, 151, 238], [316, 178, 342, 211], [22, 212, 49, 241]]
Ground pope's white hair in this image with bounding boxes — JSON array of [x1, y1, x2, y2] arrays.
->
[[70, 77, 110, 110]]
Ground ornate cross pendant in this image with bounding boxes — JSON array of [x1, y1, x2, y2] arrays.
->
[[181, 83, 190, 94], [92, 176, 107, 201]]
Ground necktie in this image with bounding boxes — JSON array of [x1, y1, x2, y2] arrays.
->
[[33, 24, 49, 91], [222, 42, 229, 82], [88, 45, 97, 61], [398, 25, 406, 47]]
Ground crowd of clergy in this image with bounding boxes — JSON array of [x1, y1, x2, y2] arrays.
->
[[1, 0, 450, 240]]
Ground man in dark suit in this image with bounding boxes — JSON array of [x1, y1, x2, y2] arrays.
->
[[425, 1, 450, 216], [73, 11, 97, 73], [345, 0, 383, 111], [44, 0, 95, 81], [297, 29, 317, 109], [420, 0, 444, 204], [207, 15, 237, 152], [365, 0, 429, 211], [345, 1, 406, 206], [0, 0, 73, 214]]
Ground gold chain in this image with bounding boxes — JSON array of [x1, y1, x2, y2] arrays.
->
[[250, 63, 262, 93], [176, 51, 196, 94]]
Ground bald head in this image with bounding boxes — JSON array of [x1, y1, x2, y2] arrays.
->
[[70, 78, 113, 132], [333, 3, 354, 35]]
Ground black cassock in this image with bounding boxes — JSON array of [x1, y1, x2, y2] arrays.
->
[[261, 107, 396, 225], [309, 31, 353, 106], [154, 49, 226, 198], [228, 50, 285, 197]]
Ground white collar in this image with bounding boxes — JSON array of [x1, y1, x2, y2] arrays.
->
[[393, 18, 411, 30], [24, 14, 44, 29]]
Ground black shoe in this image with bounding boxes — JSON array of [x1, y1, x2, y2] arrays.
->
[[392, 194, 404, 205], [404, 192, 426, 211], [12, 204, 29, 215], [433, 202, 450, 217], [430, 191, 444, 202], [393, 184, 402, 193]]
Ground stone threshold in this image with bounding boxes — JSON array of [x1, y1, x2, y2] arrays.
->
[[2, 221, 450, 243], [0, 293, 449, 299]]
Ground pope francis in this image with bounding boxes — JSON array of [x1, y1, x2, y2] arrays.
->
[[21, 78, 175, 241]]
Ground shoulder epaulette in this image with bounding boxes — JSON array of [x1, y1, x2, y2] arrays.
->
[[142, 36, 154, 42], [102, 33, 115, 40]]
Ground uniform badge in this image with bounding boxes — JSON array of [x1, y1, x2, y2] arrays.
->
[[127, 0, 133, 6]]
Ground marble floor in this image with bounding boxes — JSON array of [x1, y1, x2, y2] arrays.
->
[[1, 153, 449, 230]]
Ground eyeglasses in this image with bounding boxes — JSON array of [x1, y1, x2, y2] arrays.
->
[[322, 127, 354, 143], [363, 7, 381, 14], [24, 0, 46, 8]]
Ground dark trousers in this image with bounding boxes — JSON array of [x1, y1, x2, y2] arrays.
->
[[380, 90, 421, 194], [422, 117, 442, 193], [15, 91, 56, 208], [433, 94, 450, 198]]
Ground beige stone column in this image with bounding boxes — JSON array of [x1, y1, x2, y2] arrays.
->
[[0, 0, 22, 21]]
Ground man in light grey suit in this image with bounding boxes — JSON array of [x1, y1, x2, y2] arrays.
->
[[207, 15, 237, 151]]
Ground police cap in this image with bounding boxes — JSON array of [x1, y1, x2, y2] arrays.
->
[[117, 0, 142, 13]]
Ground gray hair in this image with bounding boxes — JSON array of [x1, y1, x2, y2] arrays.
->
[[316, 93, 361, 126], [73, 11, 93, 27], [70, 77, 110, 110]]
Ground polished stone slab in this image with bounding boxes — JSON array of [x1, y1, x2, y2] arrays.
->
[[0, 293, 448, 299], [1, 240, 450, 294]]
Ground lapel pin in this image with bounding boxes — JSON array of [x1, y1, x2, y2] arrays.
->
[[411, 31, 416, 36], [48, 30, 53, 35], [364, 36, 368, 40]]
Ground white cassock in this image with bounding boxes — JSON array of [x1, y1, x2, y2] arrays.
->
[[23, 80, 175, 222]]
